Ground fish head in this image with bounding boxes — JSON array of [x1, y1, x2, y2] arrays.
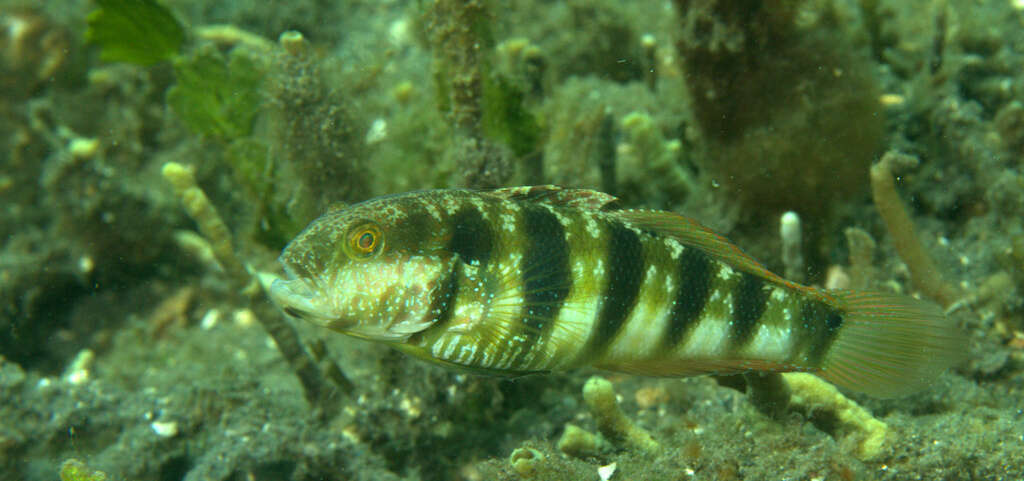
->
[[269, 193, 456, 343]]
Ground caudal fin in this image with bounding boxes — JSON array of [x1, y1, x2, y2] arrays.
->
[[818, 290, 962, 398]]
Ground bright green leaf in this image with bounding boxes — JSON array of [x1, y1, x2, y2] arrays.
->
[[86, 0, 185, 66]]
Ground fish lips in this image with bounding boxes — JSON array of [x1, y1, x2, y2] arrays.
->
[[269, 277, 338, 326], [268, 276, 414, 342]]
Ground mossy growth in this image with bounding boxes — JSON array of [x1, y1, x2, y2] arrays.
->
[[59, 459, 108, 481], [85, 0, 184, 66], [267, 44, 369, 209], [481, 75, 541, 159], [616, 111, 693, 208], [674, 0, 883, 219], [424, 0, 540, 186]]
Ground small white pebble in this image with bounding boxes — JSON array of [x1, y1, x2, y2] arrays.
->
[[342, 425, 361, 443], [78, 256, 94, 274], [641, 33, 656, 48], [365, 118, 388, 144], [200, 309, 221, 330], [400, 396, 422, 419], [879, 93, 906, 107], [233, 308, 256, 327], [65, 370, 89, 385], [598, 462, 617, 481], [151, 421, 179, 437], [63, 350, 95, 385], [388, 18, 410, 45], [68, 137, 100, 159]]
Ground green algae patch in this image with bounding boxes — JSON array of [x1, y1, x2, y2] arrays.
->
[[59, 459, 108, 481], [167, 46, 265, 141], [86, 0, 184, 66], [481, 75, 540, 158]]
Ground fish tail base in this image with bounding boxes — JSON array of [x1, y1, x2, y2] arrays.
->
[[818, 290, 962, 398]]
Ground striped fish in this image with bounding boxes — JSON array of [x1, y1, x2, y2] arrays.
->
[[270, 186, 961, 397]]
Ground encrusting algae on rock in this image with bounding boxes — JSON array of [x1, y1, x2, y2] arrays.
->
[[269, 185, 962, 399]]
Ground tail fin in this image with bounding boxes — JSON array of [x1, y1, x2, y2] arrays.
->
[[817, 290, 963, 398]]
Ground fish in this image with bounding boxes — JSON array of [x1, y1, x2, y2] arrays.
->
[[269, 185, 961, 397]]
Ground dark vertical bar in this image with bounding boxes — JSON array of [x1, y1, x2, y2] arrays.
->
[[661, 247, 714, 351], [581, 222, 645, 359], [728, 273, 771, 351], [510, 205, 571, 366]]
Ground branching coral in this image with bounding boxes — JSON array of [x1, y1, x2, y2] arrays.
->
[[161, 162, 349, 415], [870, 151, 960, 307], [581, 376, 659, 452]]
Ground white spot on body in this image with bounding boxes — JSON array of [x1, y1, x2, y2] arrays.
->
[[441, 196, 460, 215], [573, 259, 588, 278], [423, 202, 443, 221], [544, 204, 573, 229], [469, 198, 490, 219], [585, 217, 601, 238], [500, 212, 517, 232], [666, 240, 684, 260], [645, 264, 658, 281], [717, 265, 735, 281], [450, 301, 486, 333]]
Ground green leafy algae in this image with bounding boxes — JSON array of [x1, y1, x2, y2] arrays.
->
[[85, 0, 184, 66], [167, 46, 264, 141]]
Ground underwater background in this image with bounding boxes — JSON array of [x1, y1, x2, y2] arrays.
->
[[1, 0, 1023, 479]]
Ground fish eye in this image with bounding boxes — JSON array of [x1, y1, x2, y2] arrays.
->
[[348, 222, 383, 258], [357, 232, 374, 250]]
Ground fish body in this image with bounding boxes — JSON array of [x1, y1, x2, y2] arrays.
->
[[270, 186, 960, 397]]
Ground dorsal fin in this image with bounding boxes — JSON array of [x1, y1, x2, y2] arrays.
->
[[614, 209, 798, 289], [486, 185, 621, 211]]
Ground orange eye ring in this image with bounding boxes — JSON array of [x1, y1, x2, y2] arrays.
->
[[348, 223, 383, 257]]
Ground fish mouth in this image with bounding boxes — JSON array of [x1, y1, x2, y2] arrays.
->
[[268, 277, 341, 327]]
